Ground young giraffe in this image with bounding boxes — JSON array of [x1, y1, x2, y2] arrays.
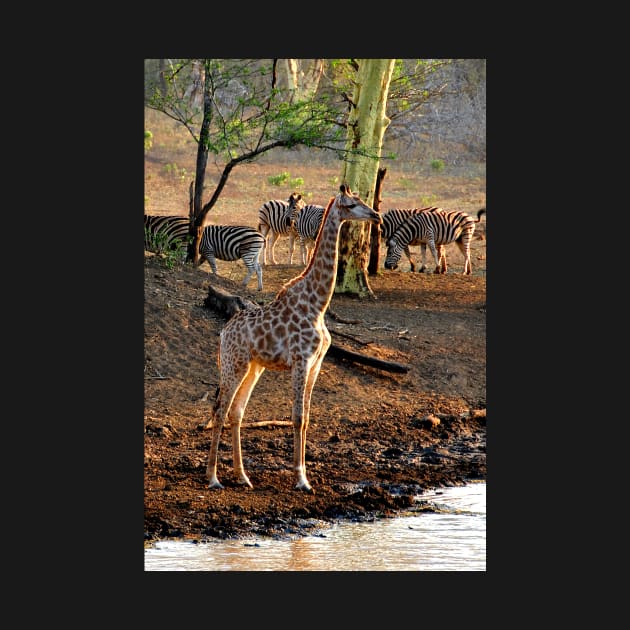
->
[[205, 184, 382, 493]]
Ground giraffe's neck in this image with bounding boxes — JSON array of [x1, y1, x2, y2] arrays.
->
[[281, 206, 341, 315]]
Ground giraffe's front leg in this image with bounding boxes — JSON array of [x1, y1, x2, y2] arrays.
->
[[291, 361, 314, 493], [206, 404, 226, 489], [231, 418, 253, 489]]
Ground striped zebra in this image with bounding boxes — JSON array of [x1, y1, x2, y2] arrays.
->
[[199, 225, 265, 290], [144, 214, 190, 252], [384, 208, 486, 275], [294, 203, 325, 265], [257, 192, 305, 265], [381, 207, 445, 272]]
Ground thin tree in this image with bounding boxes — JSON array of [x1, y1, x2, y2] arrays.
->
[[145, 59, 376, 264]]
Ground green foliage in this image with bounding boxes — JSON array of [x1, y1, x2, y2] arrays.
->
[[162, 249, 186, 269], [144, 130, 153, 152], [164, 163, 187, 180], [430, 159, 445, 172], [268, 172, 304, 188], [144, 227, 189, 269], [419, 194, 439, 206], [268, 171, 291, 186]]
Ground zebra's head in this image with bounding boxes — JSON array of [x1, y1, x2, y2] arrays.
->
[[384, 238, 402, 270], [286, 192, 305, 228]]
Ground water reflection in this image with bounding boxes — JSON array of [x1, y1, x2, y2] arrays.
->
[[144, 482, 485, 571]]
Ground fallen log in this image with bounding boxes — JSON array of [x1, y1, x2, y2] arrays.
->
[[326, 344, 409, 373], [203, 282, 410, 374], [203, 283, 258, 318]]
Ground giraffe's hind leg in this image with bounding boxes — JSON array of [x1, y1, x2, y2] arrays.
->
[[206, 358, 261, 489], [228, 363, 265, 488], [206, 384, 232, 489]]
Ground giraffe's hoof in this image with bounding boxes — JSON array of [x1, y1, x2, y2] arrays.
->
[[295, 482, 315, 494], [207, 479, 224, 490]]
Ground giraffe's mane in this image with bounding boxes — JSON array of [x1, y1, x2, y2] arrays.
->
[[275, 195, 336, 299]]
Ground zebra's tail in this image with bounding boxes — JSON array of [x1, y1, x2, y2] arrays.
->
[[476, 208, 486, 221]]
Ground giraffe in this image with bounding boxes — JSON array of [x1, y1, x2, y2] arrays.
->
[[205, 184, 382, 493]]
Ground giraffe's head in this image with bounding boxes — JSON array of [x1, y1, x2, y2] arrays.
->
[[285, 192, 305, 229], [334, 184, 382, 225]]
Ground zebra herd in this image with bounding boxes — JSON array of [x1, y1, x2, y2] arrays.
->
[[144, 193, 485, 290]]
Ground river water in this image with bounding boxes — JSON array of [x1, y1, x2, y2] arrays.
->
[[144, 482, 485, 571]]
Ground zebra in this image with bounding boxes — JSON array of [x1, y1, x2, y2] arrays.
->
[[257, 192, 305, 265], [199, 225, 265, 290], [294, 203, 325, 265], [381, 207, 445, 272], [384, 208, 486, 275], [144, 214, 190, 252]]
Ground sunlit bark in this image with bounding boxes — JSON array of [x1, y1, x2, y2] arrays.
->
[[336, 59, 395, 298]]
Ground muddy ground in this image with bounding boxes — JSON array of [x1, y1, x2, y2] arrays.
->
[[144, 231, 486, 544]]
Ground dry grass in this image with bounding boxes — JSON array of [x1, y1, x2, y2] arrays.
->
[[144, 108, 486, 228]]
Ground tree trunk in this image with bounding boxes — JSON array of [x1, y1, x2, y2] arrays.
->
[[158, 59, 168, 98], [188, 61, 212, 264], [284, 59, 323, 102], [184, 60, 204, 109], [336, 59, 395, 297], [368, 167, 387, 275]]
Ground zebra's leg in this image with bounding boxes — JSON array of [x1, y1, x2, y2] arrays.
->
[[299, 237, 307, 266], [259, 225, 270, 265], [455, 239, 471, 274], [417, 243, 427, 273], [268, 232, 279, 265], [437, 245, 447, 273], [241, 265, 255, 287], [427, 238, 442, 274], [206, 251, 218, 275], [405, 246, 416, 272], [288, 232, 296, 265], [241, 260, 264, 291]]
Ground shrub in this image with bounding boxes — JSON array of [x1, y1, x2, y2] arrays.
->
[[267, 172, 304, 189], [268, 172, 291, 186]]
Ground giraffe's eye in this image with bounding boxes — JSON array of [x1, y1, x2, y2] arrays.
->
[[346, 203, 356, 209]]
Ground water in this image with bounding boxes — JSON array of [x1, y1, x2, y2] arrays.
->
[[144, 482, 485, 571]]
